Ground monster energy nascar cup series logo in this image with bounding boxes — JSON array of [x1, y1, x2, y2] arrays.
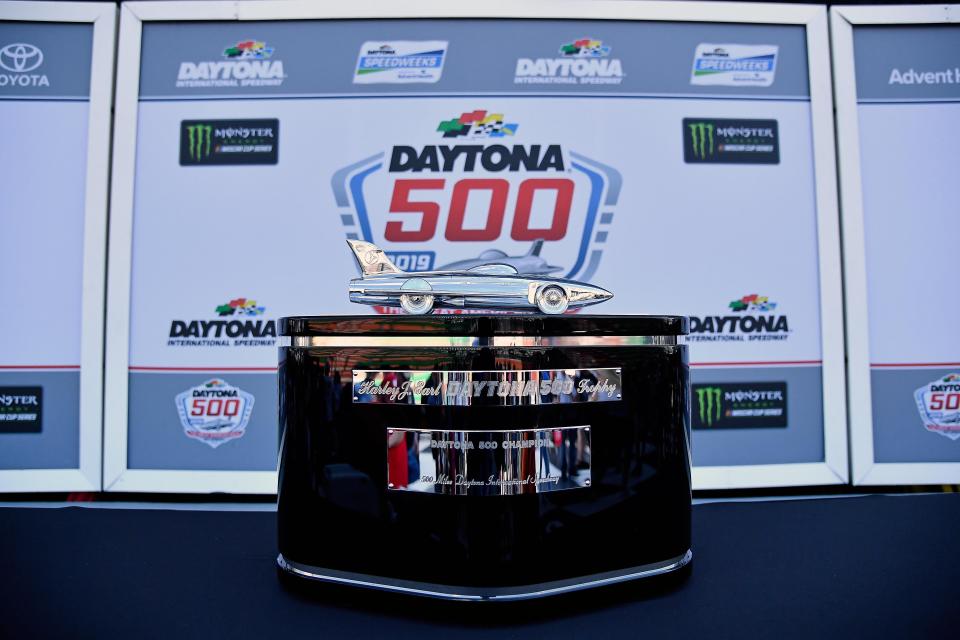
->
[[693, 382, 787, 429], [684, 118, 779, 164], [180, 119, 279, 165]]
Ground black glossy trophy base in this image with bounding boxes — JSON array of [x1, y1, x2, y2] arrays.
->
[[277, 315, 691, 600], [277, 550, 692, 602]]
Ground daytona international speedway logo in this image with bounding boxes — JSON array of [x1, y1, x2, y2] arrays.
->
[[176, 39, 284, 88], [689, 293, 790, 343], [168, 298, 275, 347], [331, 108, 621, 312], [515, 38, 623, 85]]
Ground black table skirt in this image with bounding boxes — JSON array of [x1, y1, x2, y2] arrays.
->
[[1, 494, 958, 638]]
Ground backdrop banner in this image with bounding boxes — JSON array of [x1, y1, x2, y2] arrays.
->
[[0, 20, 93, 471], [853, 25, 960, 464], [121, 16, 828, 480]]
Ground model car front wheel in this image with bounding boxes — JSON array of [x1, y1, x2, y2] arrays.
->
[[536, 286, 569, 315], [400, 293, 435, 315]]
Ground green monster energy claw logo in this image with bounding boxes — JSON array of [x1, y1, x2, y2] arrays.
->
[[688, 122, 715, 159], [186, 124, 213, 160], [696, 386, 722, 426]]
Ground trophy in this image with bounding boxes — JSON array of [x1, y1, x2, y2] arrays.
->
[[276, 239, 691, 600]]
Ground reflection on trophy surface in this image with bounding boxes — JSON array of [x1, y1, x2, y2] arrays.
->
[[389, 427, 592, 497]]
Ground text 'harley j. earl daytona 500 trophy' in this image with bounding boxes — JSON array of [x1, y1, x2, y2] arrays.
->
[[275, 238, 691, 601], [345, 239, 613, 314]]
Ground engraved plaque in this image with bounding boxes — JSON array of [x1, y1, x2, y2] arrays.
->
[[386, 426, 591, 496], [353, 369, 621, 406]]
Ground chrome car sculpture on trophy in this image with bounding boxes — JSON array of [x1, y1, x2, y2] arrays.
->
[[346, 239, 613, 314]]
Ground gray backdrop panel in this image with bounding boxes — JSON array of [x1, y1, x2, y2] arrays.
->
[[127, 372, 278, 471], [691, 366, 824, 467], [0, 371, 79, 470], [139, 19, 809, 99]]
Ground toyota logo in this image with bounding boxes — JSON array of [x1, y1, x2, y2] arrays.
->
[[0, 43, 44, 73]]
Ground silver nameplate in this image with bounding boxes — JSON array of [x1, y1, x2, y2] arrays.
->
[[353, 368, 621, 406], [386, 427, 591, 496]]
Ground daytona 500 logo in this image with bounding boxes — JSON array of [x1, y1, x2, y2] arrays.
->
[[915, 373, 960, 440], [332, 109, 621, 309]]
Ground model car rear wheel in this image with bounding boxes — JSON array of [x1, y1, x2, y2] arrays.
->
[[400, 293, 435, 315], [536, 285, 569, 315]]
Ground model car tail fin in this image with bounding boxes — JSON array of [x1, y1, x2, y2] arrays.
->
[[347, 240, 402, 276], [527, 239, 544, 257]]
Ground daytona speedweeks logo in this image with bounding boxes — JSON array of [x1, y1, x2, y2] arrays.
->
[[332, 108, 621, 312], [689, 294, 790, 343], [915, 373, 960, 441], [168, 297, 276, 347]]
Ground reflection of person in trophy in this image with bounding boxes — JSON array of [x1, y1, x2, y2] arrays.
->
[[331, 369, 343, 415], [318, 360, 336, 422], [475, 432, 499, 493], [431, 431, 462, 495], [353, 371, 379, 404], [387, 429, 408, 489], [539, 371, 553, 403], [538, 431, 552, 479], [432, 441, 445, 492], [518, 433, 536, 491], [425, 372, 443, 406], [406, 433, 420, 486], [395, 372, 411, 403], [558, 370, 576, 404], [373, 372, 396, 404], [447, 371, 469, 407], [559, 428, 578, 480], [576, 429, 589, 471]]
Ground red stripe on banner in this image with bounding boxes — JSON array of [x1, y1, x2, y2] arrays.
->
[[0, 365, 81, 370], [129, 366, 276, 372], [871, 362, 960, 368], [690, 360, 823, 367]]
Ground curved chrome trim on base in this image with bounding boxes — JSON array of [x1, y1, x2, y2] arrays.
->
[[279, 335, 679, 348], [277, 549, 691, 601]]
